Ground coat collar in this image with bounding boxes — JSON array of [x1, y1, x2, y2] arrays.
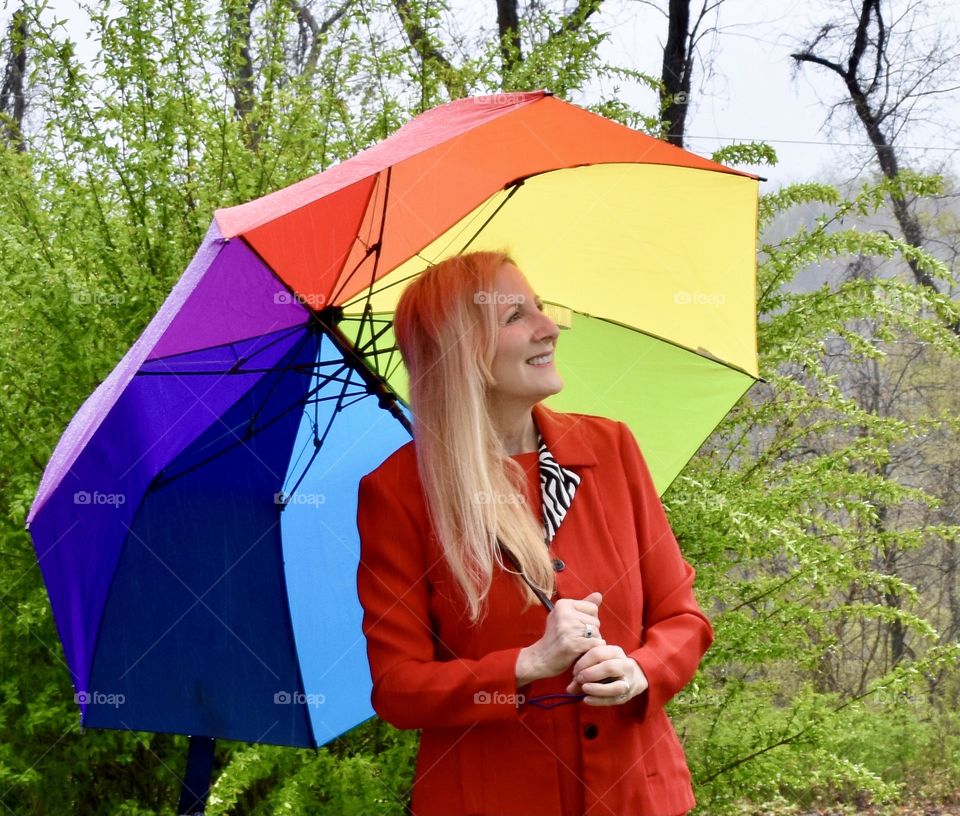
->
[[531, 402, 598, 468]]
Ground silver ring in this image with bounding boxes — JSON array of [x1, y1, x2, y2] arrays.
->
[[584, 625, 594, 638]]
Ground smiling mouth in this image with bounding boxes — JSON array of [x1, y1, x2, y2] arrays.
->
[[526, 353, 553, 366]]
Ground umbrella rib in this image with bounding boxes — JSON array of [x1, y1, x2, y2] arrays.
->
[[582, 311, 762, 382], [351, 303, 396, 375], [151, 353, 368, 490], [339, 269, 419, 311], [135, 363, 320, 376], [454, 179, 524, 255], [139, 322, 308, 367], [336, 183, 518, 314], [330, 166, 392, 309], [278, 357, 353, 503], [151, 334, 328, 489]]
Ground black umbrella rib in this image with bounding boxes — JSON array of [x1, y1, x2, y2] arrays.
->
[[245, 327, 328, 430], [456, 179, 523, 255], [151, 380, 341, 490], [277, 354, 353, 506], [151, 330, 336, 488], [354, 302, 406, 380], [338, 270, 420, 312], [326, 240, 381, 314], [337, 179, 522, 322], [329, 166, 392, 310], [137, 322, 309, 369], [312, 309, 412, 435], [136, 358, 353, 377], [151, 346, 380, 490], [348, 304, 398, 376], [337, 180, 524, 314], [140, 326, 321, 482], [136, 364, 318, 376]]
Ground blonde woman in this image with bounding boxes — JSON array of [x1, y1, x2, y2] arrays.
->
[[356, 251, 713, 816]]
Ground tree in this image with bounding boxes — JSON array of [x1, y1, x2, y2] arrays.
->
[[0, 5, 27, 151], [657, 0, 724, 147], [792, 0, 960, 296]]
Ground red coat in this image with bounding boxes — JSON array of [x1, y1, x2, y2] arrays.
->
[[356, 402, 713, 816]]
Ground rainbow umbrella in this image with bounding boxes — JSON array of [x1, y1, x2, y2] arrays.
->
[[26, 90, 759, 794]]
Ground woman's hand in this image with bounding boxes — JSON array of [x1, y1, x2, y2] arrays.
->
[[564, 643, 649, 706], [516, 592, 603, 686]]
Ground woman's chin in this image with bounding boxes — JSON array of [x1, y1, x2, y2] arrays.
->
[[540, 375, 564, 398]]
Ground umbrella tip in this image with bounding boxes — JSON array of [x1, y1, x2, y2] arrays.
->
[[543, 303, 572, 329]]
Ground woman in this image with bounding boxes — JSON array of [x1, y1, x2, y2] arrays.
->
[[356, 251, 713, 816]]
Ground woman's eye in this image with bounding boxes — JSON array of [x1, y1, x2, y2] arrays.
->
[[507, 310, 521, 323]]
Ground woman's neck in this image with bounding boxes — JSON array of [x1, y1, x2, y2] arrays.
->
[[491, 404, 538, 455]]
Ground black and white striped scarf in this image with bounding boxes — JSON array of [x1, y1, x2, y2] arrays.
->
[[536, 431, 580, 544]]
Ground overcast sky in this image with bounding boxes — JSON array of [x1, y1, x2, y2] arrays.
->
[[19, 0, 960, 189]]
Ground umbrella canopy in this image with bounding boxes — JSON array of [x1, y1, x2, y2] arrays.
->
[[27, 90, 759, 749]]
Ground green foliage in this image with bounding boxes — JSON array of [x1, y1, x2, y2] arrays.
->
[[664, 178, 960, 813], [207, 721, 417, 815], [712, 141, 779, 169]]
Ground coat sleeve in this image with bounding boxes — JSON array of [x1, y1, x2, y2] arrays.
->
[[616, 421, 714, 720], [356, 471, 526, 729]]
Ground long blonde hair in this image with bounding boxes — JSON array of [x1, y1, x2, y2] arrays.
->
[[392, 251, 555, 622]]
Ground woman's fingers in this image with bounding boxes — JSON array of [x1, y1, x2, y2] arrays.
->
[[555, 597, 601, 619], [572, 644, 623, 676], [581, 680, 633, 706], [566, 651, 649, 705]]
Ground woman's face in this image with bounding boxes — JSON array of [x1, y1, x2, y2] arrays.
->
[[486, 262, 563, 408]]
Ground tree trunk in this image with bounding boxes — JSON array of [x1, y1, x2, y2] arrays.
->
[[660, 0, 690, 147], [497, 0, 521, 79], [225, 0, 260, 150], [0, 7, 28, 152]]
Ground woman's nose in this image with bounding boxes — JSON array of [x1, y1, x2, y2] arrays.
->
[[535, 312, 560, 342]]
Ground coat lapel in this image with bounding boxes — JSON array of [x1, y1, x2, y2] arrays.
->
[[531, 403, 598, 542]]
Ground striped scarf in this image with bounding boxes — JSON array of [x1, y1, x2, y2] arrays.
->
[[536, 430, 580, 544]]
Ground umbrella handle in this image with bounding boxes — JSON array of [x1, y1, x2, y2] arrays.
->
[[177, 735, 216, 815], [497, 539, 554, 611]]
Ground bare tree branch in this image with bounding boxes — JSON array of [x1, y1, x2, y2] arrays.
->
[[547, 0, 604, 42], [792, 0, 952, 299], [286, 0, 353, 80], [391, 0, 465, 98]]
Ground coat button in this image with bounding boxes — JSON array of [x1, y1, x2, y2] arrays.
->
[[552, 558, 565, 572], [583, 723, 599, 740]]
